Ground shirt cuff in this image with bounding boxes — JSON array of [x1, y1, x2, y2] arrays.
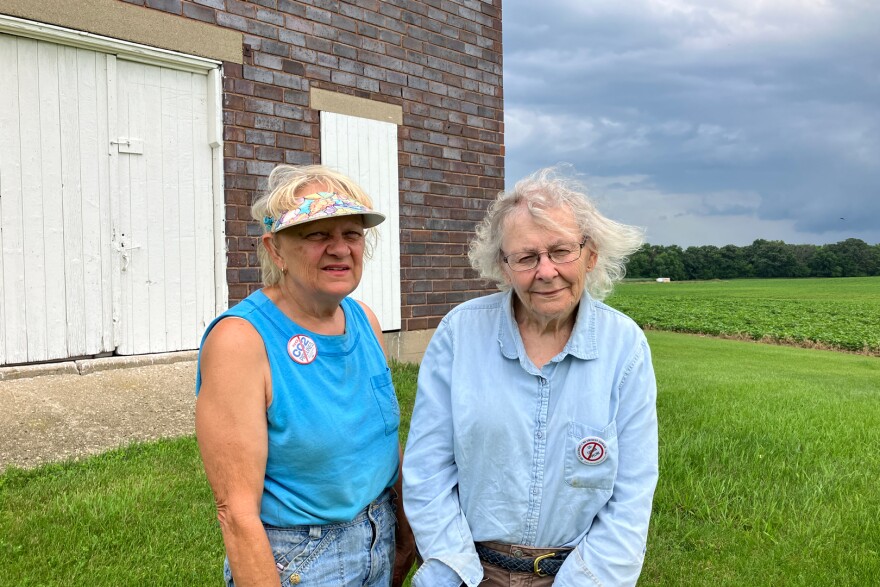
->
[[412, 556, 481, 587]]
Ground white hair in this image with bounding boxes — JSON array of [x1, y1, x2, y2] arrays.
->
[[468, 166, 645, 300]]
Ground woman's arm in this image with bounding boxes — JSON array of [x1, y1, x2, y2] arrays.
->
[[196, 317, 280, 587], [554, 338, 659, 587], [402, 323, 483, 587], [356, 301, 417, 587]]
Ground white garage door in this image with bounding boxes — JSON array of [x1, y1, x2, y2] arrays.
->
[[0, 28, 222, 366], [114, 59, 218, 355]]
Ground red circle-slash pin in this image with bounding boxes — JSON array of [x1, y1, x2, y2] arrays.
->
[[576, 436, 608, 466]]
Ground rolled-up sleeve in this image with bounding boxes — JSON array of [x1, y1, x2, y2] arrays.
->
[[402, 322, 484, 587], [555, 338, 659, 587]]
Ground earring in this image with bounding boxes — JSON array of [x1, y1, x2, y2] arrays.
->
[[282, 266, 288, 275]]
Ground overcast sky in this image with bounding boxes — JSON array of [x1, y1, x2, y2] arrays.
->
[[501, 0, 880, 247]]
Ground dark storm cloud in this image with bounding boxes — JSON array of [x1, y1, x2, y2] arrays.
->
[[503, 0, 880, 246]]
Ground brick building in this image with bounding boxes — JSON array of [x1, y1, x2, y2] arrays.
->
[[0, 0, 503, 366]]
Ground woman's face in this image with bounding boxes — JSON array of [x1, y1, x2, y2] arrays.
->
[[500, 206, 596, 325], [266, 214, 366, 305]]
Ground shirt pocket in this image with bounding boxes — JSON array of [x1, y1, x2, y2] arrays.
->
[[370, 367, 400, 436], [563, 420, 618, 490]]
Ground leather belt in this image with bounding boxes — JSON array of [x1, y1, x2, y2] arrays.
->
[[475, 543, 570, 577]]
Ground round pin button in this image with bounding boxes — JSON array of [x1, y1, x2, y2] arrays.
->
[[576, 436, 608, 466], [287, 334, 318, 364]]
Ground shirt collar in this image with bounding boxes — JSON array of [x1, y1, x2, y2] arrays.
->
[[497, 289, 599, 362]]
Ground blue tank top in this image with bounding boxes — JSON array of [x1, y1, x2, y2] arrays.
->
[[196, 290, 400, 526]]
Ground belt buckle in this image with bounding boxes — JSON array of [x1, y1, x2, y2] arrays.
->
[[533, 552, 556, 577]]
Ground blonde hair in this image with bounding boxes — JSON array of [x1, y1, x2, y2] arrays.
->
[[252, 164, 378, 286], [468, 166, 644, 301]]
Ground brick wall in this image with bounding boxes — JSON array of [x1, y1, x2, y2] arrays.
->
[[125, 0, 504, 331]]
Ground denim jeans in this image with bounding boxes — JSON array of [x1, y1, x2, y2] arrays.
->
[[224, 489, 396, 587]]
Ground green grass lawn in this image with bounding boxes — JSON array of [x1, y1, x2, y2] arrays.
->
[[608, 276, 880, 353], [643, 331, 879, 586], [0, 437, 222, 586], [2, 344, 877, 586]]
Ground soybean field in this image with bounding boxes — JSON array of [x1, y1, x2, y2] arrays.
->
[[606, 276, 880, 354]]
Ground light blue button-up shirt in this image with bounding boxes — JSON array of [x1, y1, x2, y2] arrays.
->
[[403, 290, 658, 587]]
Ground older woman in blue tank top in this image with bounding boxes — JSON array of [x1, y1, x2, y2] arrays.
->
[[196, 164, 415, 587]]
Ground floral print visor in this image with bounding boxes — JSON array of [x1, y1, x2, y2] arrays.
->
[[264, 191, 386, 233]]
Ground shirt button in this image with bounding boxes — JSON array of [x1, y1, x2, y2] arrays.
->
[[536, 431, 543, 438], [532, 487, 539, 495]]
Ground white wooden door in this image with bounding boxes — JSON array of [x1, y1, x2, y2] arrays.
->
[[320, 112, 401, 330], [113, 58, 217, 355], [0, 28, 220, 366], [0, 33, 114, 365]]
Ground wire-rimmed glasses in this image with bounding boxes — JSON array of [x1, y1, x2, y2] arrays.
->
[[501, 236, 589, 272]]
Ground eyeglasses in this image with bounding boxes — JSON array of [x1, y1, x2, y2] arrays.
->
[[501, 236, 589, 272]]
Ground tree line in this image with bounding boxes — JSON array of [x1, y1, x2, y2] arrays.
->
[[626, 238, 880, 281]]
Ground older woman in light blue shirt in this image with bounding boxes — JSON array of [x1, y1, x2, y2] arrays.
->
[[403, 167, 659, 587]]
